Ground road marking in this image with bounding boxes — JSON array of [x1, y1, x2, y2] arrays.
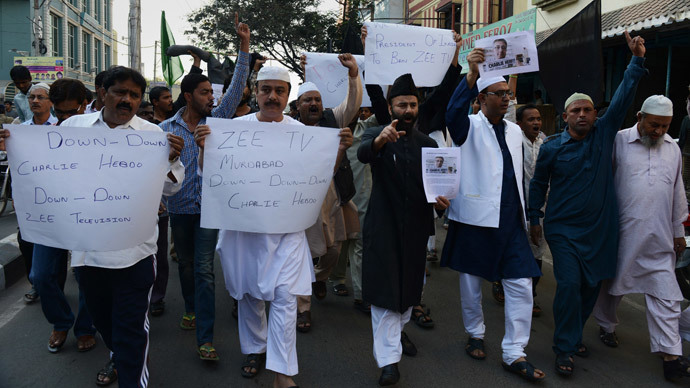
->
[[0, 232, 18, 248], [0, 297, 26, 330]]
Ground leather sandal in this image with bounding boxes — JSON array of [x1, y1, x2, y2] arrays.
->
[[465, 337, 486, 360], [96, 360, 117, 386], [297, 310, 312, 333], [48, 330, 68, 353], [77, 334, 96, 352], [241, 353, 265, 378]]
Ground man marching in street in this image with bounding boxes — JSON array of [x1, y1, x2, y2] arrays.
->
[[441, 47, 544, 382], [529, 30, 647, 377], [592, 95, 690, 382], [358, 73, 449, 386]]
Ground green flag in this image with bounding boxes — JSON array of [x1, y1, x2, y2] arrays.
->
[[160, 11, 184, 87]]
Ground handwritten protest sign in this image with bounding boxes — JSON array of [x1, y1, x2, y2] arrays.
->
[[457, 8, 536, 74], [200, 118, 339, 233], [475, 31, 539, 78], [304, 53, 377, 108], [5, 125, 170, 251], [364, 22, 456, 87]]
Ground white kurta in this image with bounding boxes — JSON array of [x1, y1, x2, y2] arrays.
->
[[609, 125, 688, 300], [217, 113, 315, 301]]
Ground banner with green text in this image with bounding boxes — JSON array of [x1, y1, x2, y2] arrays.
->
[[458, 8, 536, 73]]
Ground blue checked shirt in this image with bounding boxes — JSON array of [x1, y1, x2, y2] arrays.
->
[[161, 50, 250, 214]]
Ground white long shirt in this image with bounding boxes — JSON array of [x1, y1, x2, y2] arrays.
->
[[62, 111, 185, 268], [609, 125, 688, 300], [216, 113, 315, 300]]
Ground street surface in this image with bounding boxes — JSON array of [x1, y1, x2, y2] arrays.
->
[[0, 217, 688, 387]]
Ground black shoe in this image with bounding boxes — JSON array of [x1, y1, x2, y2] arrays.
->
[[378, 363, 400, 386], [598, 326, 619, 347], [664, 356, 690, 381], [150, 301, 165, 316], [400, 331, 417, 356]]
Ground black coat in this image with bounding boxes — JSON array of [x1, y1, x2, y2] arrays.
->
[[357, 125, 437, 312]]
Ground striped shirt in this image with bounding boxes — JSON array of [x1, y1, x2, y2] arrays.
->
[[161, 50, 250, 214]]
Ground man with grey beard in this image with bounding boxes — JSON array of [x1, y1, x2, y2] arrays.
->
[[593, 95, 690, 382]]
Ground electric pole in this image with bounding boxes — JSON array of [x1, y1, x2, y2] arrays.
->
[[128, 0, 141, 71]]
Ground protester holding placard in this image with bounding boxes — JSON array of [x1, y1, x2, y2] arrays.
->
[[0, 65, 187, 387], [195, 64, 350, 388], [357, 73, 449, 386], [441, 47, 544, 382], [296, 53, 361, 332], [159, 17, 250, 363]]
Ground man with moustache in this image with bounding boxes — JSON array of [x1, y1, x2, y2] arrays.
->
[[160, 18, 250, 362], [592, 95, 690, 381], [150, 86, 173, 124], [358, 73, 449, 386], [441, 47, 544, 382], [2, 65, 185, 387], [22, 83, 57, 126], [529, 31, 647, 376], [194, 65, 352, 388]]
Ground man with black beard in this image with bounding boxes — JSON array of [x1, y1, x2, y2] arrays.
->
[[357, 73, 449, 386]]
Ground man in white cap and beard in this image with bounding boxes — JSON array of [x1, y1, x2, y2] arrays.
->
[[592, 95, 690, 382], [441, 47, 544, 382], [195, 65, 351, 388]]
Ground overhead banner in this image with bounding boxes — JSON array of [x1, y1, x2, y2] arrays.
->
[[5, 125, 170, 251], [304, 52, 378, 108], [457, 8, 536, 74], [363, 22, 456, 87], [475, 31, 539, 78], [13, 56, 65, 82], [200, 118, 339, 233]]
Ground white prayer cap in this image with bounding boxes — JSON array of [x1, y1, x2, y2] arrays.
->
[[477, 76, 506, 92], [640, 95, 673, 117], [297, 82, 321, 98], [564, 92, 593, 110], [256, 66, 291, 83], [28, 82, 50, 95]]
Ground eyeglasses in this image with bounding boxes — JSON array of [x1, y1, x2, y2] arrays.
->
[[28, 95, 49, 101], [485, 90, 514, 99]]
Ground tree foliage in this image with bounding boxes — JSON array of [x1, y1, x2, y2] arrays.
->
[[186, 0, 340, 79]]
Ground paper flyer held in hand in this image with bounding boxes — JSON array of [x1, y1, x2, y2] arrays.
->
[[474, 31, 539, 78], [422, 147, 461, 203]]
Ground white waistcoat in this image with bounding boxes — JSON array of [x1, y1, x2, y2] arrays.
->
[[447, 111, 525, 228]]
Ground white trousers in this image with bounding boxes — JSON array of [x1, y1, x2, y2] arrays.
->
[[237, 285, 299, 376], [680, 306, 690, 343], [593, 287, 682, 356], [459, 273, 533, 364], [371, 305, 413, 368]]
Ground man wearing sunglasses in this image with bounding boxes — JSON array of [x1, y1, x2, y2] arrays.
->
[[49, 78, 88, 125], [441, 47, 544, 382]]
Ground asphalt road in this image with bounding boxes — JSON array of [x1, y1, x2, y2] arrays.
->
[[0, 219, 688, 387]]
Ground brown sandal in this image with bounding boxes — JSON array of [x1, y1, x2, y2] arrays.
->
[[48, 330, 68, 353], [297, 310, 311, 333]]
